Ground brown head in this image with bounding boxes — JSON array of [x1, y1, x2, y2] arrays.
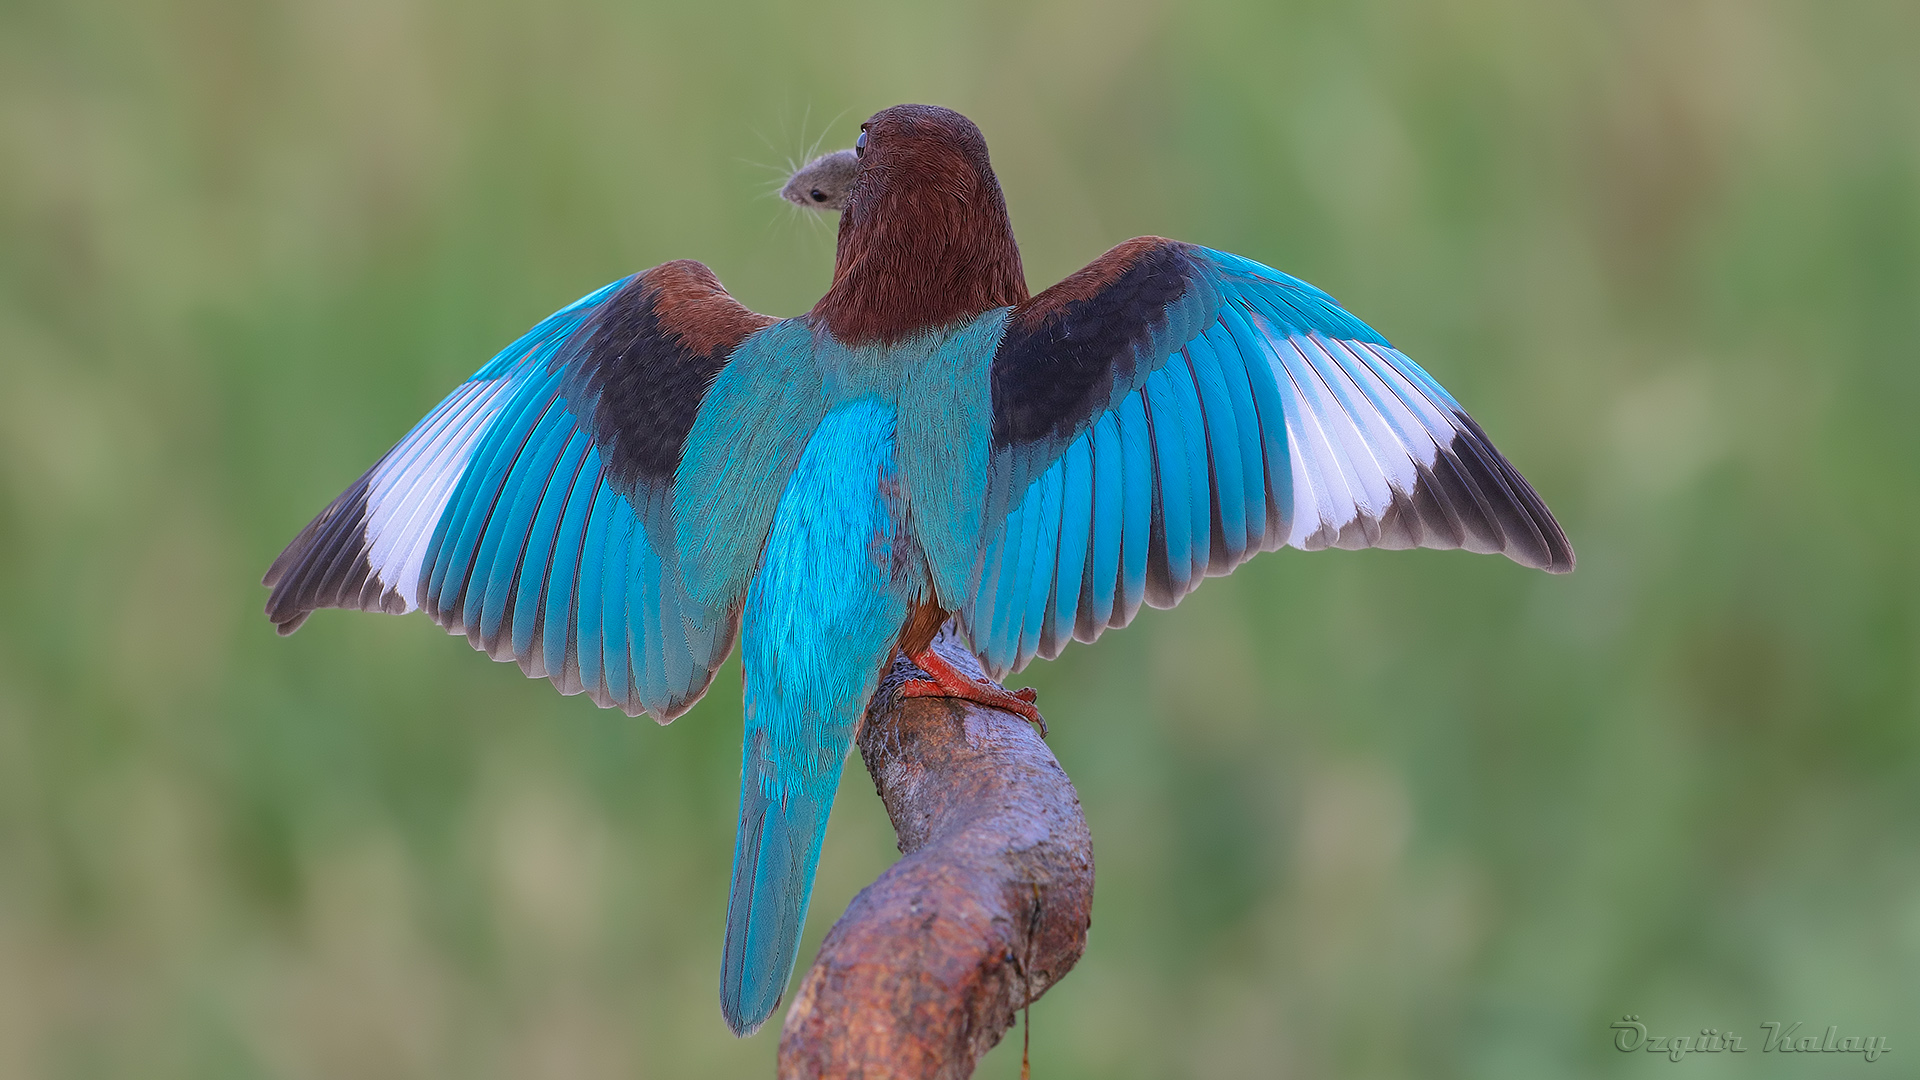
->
[[812, 105, 1029, 346]]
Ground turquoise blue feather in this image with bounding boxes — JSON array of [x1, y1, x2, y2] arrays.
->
[[1049, 437, 1093, 654], [1185, 339, 1247, 566], [475, 392, 573, 646], [540, 447, 600, 687], [1018, 457, 1063, 661], [1168, 355, 1214, 586], [573, 484, 613, 698], [511, 428, 590, 664], [1143, 366, 1195, 599], [1117, 393, 1155, 623], [1084, 414, 1124, 634]]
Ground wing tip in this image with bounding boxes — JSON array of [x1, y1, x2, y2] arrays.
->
[[1536, 535, 1578, 574], [1507, 535, 1577, 574], [1438, 412, 1576, 576]]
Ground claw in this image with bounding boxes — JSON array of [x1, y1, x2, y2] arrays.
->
[[899, 647, 1048, 737]]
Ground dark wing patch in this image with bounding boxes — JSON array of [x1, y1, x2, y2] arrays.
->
[[566, 260, 775, 502], [990, 237, 1200, 450]]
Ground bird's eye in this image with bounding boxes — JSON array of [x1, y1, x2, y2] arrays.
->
[[810, 189, 827, 202], [855, 130, 867, 156]]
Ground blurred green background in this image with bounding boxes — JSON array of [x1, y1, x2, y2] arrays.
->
[[2, 0, 1917, 1076]]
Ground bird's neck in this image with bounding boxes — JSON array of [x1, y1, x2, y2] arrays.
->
[[812, 181, 1028, 346]]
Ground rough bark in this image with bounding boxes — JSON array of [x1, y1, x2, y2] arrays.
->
[[777, 624, 1095, 1079]]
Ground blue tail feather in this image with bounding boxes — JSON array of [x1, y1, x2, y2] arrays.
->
[[719, 748, 837, 1037], [719, 396, 915, 1035]]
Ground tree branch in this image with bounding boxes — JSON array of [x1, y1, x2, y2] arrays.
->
[[777, 624, 1095, 1079]]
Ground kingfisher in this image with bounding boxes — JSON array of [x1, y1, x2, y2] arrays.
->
[[264, 103, 1573, 1036]]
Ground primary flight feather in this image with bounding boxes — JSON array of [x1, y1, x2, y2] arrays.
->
[[264, 103, 1573, 1037]]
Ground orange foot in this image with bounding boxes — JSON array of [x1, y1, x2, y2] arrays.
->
[[900, 646, 1047, 736]]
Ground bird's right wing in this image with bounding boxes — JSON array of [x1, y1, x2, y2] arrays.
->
[[264, 261, 775, 720], [962, 238, 1573, 678]]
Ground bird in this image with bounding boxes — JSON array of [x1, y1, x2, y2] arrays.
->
[[263, 103, 1574, 1037]]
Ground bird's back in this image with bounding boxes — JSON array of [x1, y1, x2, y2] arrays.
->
[[673, 309, 1018, 619]]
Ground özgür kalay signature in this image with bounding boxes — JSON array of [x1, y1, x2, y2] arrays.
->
[[1612, 1016, 1891, 1062]]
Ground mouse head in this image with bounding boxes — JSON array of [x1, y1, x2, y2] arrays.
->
[[781, 149, 858, 211]]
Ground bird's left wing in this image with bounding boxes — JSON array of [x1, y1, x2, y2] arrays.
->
[[264, 261, 775, 719], [964, 238, 1573, 678]]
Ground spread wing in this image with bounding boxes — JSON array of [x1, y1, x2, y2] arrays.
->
[[263, 261, 775, 720], [965, 238, 1573, 678]]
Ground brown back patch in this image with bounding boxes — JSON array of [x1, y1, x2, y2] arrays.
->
[[649, 260, 777, 354]]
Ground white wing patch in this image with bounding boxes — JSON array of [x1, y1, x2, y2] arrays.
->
[[363, 375, 516, 611], [1247, 305, 1459, 552]]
